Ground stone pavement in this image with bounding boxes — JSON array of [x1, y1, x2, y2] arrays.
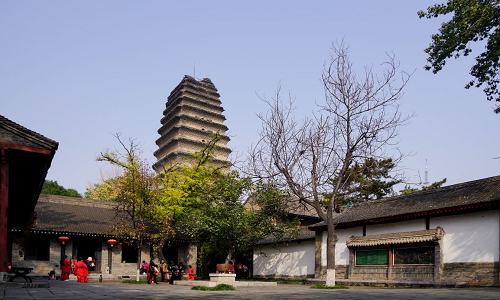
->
[[1, 280, 499, 299]]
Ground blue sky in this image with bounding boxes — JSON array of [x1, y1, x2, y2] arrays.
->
[[1, 1, 498, 195]]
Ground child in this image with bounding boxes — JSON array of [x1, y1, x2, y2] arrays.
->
[[48, 264, 58, 280]]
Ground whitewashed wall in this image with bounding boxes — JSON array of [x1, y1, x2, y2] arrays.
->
[[366, 219, 426, 235], [321, 227, 363, 267], [253, 241, 315, 277], [430, 210, 499, 263]]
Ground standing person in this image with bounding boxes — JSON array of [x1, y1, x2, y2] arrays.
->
[[74, 257, 88, 283], [160, 259, 168, 283], [188, 265, 194, 281], [243, 264, 248, 279], [236, 263, 243, 279], [168, 261, 177, 285], [229, 260, 235, 274], [178, 262, 184, 280], [60, 255, 71, 281], [148, 259, 158, 284]]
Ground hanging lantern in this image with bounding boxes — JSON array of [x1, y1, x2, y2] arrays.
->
[[58, 236, 69, 244], [107, 239, 118, 247]]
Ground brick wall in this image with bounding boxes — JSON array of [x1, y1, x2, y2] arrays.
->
[[442, 262, 499, 284]]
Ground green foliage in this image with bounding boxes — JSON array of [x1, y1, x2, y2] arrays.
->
[[41, 180, 82, 198], [326, 158, 401, 207], [211, 284, 236, 291], [122, 280, 148, 284], [178, 175, 300, 278], [191, 284, 235, 291], [84, 175, 119, 201], [418, 0, 500, 113], [399, 178, 447, 195], [95, 134, 174, 257], [310, 284, 349, 289]]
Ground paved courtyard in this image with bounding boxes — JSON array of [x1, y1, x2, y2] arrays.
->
[[1, 280, 499, 299]]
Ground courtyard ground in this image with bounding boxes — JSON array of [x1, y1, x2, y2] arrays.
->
[[1, 280, 499, 299]]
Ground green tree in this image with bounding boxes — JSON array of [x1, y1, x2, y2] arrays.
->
[[418, 0, 500, 113], [399, 178, 447, 194], [329, 158, 401, 205], [177, 174, 299, 278], [95, 134, 173, 268], [41, 180, 82, 198], [84, 175, 120, 201]]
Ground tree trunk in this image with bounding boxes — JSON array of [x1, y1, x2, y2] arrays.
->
[[225, 246, 235, 264], [325, 222, 338, 287]]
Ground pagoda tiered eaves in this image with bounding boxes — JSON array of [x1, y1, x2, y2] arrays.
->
[[153, 75, 231, 172]]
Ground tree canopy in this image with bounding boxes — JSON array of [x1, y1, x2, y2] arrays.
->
[[399, 178, 448, 194], [418, 0, 500, 113], [328, 158, 401, 206], [41, 180, 82, 198], [248, 40, 411, 286]]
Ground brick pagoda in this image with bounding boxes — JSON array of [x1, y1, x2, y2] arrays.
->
[[153, 76, 231, 172]]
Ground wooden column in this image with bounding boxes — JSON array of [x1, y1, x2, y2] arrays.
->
[[0, 149, 9, 272]]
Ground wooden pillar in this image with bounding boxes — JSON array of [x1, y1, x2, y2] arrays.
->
[[0, 149, 9, 272]]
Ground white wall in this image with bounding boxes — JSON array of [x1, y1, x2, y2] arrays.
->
[[366, 219, 426, 236], [253, 241, 315, 277], [430, 210, 499, 263], [322, 227, 363, 267]]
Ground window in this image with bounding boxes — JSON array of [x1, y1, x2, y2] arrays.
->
[[24, 235, 49, 261], [121, 244, 138, 263], [355, 250, 389, 266], [393, 247, 434, 265]]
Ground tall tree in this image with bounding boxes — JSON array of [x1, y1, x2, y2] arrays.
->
[[41, 180, 82, 198], [248, 41, 411, 286], [96, 134, 173, 268], [418, 0, 500, 113]]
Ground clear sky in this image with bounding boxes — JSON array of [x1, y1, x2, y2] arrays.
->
[[1, 1, 498, 195]]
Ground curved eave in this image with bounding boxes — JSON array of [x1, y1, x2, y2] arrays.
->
[[160, 104, 227, 126], [158, 115, 229, 136]]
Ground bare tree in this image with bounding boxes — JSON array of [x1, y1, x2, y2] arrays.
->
[[248, 41, 412, 286]]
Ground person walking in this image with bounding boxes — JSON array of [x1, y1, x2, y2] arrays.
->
[[60, 255, 71, 281], [74, 257, 88, 283], [148, 258, 158, 284]]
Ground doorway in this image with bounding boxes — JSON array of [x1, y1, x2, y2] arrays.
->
[[72, 237, 102, 273]]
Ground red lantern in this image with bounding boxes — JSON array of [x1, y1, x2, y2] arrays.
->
[[58, 236, 69, 244], [107, 239, 118, 247]]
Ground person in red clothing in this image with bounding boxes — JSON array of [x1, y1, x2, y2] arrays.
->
[[60, 255, 71, 281], [74, 257, 88, 283], [188, 265, 194, 281]]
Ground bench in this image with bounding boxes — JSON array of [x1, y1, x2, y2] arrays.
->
[[8, 267, 34, 283]]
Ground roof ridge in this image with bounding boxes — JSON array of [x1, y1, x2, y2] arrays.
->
[[38, 194, 118, 209], [0, 114, 59, 150], [349, 174, 500, 209]]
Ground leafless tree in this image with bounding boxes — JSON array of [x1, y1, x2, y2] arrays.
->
[[247, 40, 412, 286]]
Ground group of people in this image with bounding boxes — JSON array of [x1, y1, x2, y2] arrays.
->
[[57, 255, 198, 283], [141, 259, 194, 284], [58, 255, 89, 283]]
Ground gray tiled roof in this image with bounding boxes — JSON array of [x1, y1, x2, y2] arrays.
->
[[29, 195, 193, 241], [255, 228, 316, 245], [0, 114, 58, 150], [310, 175, 500, 229], [33, 194, 118, 235]]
